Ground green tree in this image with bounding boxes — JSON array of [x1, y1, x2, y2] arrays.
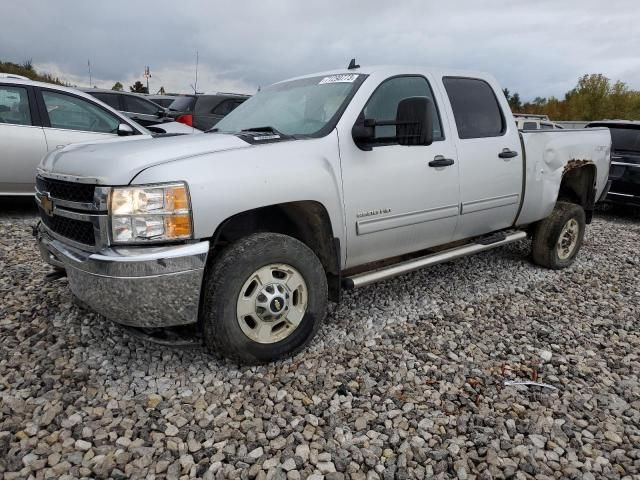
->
[[129, 81, 148, 94], [112, 81, 123, 91]]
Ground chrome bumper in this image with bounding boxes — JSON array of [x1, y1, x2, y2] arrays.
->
[[37, 224, 209, 328]]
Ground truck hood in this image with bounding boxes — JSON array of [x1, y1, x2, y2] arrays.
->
[[38, 133, 251, 185]]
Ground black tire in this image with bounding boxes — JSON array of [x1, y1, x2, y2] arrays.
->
[[531, 201, 586, 270], [201, 232, 328, 364]]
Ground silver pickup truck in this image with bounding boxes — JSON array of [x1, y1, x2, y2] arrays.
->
[[35, 65, 611, 363]]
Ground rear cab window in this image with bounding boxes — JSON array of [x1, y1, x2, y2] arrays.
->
[[0, 85, 33, 126], [443, 77, 505, 139]]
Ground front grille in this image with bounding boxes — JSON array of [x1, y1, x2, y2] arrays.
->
[[36, 176, 95, 203], [39, 207, 95, 246]]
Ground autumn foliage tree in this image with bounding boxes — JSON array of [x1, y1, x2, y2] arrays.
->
[[507, 74, 640, 121]]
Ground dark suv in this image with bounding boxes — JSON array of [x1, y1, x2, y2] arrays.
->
[[82, 89, 169, 127], [167, 93, 249, 131], [587, 121, 640, 206]]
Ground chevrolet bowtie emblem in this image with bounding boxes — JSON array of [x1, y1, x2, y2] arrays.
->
[[38, 192, 54, 217]]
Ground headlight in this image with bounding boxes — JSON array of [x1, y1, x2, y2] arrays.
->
[[109, 183, 193, 243]]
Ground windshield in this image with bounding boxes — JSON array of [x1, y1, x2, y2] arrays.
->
[[213, 74, 365, 137]]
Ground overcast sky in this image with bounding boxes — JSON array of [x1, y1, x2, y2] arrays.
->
[[2, 0, 639, 100]]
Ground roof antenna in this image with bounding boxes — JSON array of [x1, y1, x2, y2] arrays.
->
[[347, 58, 360, 70]]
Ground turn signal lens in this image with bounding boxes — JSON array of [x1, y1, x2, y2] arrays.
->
[[165, 214, 192, 238]]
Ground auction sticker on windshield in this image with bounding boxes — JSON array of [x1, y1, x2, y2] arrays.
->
[[319, 74, 359, 84]]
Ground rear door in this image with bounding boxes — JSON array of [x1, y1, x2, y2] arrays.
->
[[37, 88, 122, 152], [0, 83, 48, 195], [340, 75, 460, 268], [441, 77, 523, 239]]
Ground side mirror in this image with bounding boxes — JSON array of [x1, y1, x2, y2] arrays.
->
[[352, 118, 376, 150], [117, 123, 135, 136], [157, 109, 167, 118], [396, 97, 434, 146]]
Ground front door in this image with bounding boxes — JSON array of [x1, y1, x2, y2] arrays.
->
[[340, 75, 460, 268], [38, 88, 121, 154], [0, 84, 48, 195], [441, 77, 523, 239]]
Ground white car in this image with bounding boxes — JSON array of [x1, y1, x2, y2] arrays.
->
[[0, 78, 199, 196]]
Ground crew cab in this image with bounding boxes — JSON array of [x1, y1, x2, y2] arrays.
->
[[35, 65, 611, 363]]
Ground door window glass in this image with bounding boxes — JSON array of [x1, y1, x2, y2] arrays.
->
[[443, 77, 505, 139], [124, 95, 160, 115], [42, 90, 120, 133], [92, 92, 121, 110], [363, 76, 443, 144], [0, 86, 32, 125]]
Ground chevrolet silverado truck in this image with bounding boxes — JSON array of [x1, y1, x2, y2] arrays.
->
[[35, 65, 611, 363]]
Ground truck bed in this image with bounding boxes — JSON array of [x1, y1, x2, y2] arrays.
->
[[517, 128, 611, 226]]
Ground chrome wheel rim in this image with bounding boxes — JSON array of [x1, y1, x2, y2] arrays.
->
[[236, 263, 308, 344], [557, 218, 580, 260]]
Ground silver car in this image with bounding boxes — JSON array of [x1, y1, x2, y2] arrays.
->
[[0, 79, 199, 196]]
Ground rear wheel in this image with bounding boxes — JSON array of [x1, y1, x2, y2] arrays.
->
[[531, 201, 586, 269], [201, 233, 328, 364]]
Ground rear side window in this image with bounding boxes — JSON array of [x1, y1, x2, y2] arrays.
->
[[0, 86, 32, 126], [92, 92, 121, 110], [124, 95, 160, 115], [443, 77, 505, 139], [522, 121, 538, 130], [169, 96, 196, 112], [212, 98, 244, 116]]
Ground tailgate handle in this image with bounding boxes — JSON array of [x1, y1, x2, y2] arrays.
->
[[498, 148, 518, 159], [429, 156, 455, 167]]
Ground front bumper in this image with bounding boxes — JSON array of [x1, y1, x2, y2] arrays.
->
[[37, 224, 209, 328]]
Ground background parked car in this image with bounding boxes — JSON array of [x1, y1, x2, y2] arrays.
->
[[513, 113, 563, 130], [587, 120, 640, 206], [82, 88, 170, 127], [167, 93, 249, 130], [145, 94, 178, 108], [0, 79, 151, 196]]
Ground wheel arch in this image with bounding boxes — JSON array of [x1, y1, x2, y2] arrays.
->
[[208, 201, 342, 301], [557, 161, 597, 223]]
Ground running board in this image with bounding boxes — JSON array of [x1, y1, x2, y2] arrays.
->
[[343, 230, 527, 289]]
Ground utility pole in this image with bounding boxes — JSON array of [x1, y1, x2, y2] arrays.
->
[[144, 66, 151, 93], [88, 60, 92, 87], [190, 51, 199, 94]]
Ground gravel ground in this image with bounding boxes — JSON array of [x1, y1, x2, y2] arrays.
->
[[1, 199, 639, 480]]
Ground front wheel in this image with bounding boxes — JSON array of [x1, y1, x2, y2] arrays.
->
[[201, 233, 328, 364], [531, 201, 586, 270]]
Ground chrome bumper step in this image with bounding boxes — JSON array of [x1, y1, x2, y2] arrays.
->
[[343, 230, 528, 289]]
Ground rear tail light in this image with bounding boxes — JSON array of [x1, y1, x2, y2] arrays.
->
[[176, 114, 193, 127]]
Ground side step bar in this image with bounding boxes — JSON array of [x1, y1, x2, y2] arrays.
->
[[343, 230, 527, 289]]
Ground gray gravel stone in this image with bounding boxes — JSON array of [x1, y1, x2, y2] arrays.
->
[[1, 202, 639, 479]]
